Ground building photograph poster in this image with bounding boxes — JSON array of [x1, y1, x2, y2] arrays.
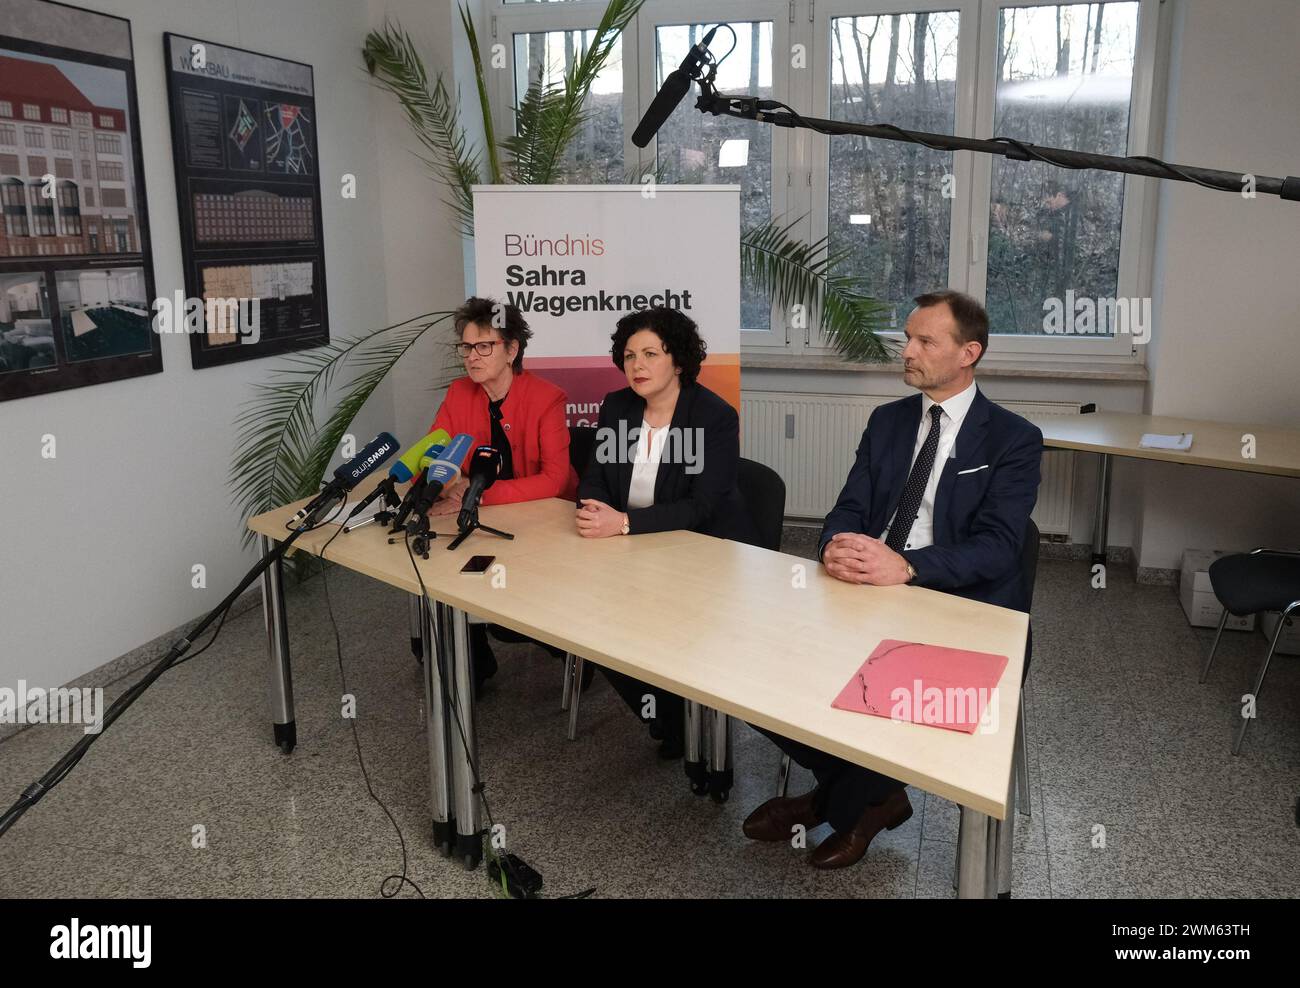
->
[[163, 33, 329, 369], [0, 0, 159, 402]]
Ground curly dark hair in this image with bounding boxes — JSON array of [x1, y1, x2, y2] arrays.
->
[[610, 307, 707, 386], [453, 296, 532, 372]]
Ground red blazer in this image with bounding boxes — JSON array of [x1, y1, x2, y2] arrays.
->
[[429, 370, 577, 506]]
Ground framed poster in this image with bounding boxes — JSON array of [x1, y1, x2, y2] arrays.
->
[[162, 33, 329, 369], [0, 0, 160, 403]]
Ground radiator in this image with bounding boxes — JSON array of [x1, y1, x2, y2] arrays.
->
[[740, 392, 1080, 536]]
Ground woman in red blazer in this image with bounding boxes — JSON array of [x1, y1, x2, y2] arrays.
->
[[427, 297, 578, 689]]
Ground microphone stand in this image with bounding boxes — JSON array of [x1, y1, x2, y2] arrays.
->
[[0, 492, 345, 840], [691, 76, 1299, 200], [446, 506, 514, 551]]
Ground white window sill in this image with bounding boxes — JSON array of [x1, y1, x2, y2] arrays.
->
[[740, 352, 1148, 383]]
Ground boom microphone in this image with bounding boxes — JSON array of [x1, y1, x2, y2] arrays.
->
[[632, 26, 717, 148]]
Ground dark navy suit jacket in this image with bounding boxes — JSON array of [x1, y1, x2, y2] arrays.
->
[[818, 386, 1042, 611]]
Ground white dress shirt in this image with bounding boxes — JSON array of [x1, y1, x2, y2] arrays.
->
[[881, 380, 978, 551], [626, 420, 669, 509]]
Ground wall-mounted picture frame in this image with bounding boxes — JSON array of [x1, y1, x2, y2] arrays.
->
[[0, 0, 160, 402], [162, 32, 329, 370]]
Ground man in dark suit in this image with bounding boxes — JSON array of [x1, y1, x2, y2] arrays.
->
[[743, 289, 1042, 869]]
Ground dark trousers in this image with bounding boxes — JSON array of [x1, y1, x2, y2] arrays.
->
[[753, 725, 906, 833], [602, 668, 684, 738], [469, 623, 565, 684]]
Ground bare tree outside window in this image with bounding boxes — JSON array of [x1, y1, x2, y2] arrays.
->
[[986, 1, 1140, 335]]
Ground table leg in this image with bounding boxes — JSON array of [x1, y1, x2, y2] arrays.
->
[[995, 737, 1019, 898], [408, 594, 424, 660], [421, 597, 454, 857], [447, 605, 482, 870], [707, 708, 733, 803], [1091, 452, 1113, 573], [684, 699, 708, 796], [257, 534, 295, 754], [957, 805, 998, 899]]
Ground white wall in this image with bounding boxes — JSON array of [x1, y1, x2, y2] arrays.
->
[[1135, 0, 1300, 570], [0, 0, 397, 690]]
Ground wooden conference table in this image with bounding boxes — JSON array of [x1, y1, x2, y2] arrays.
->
[[1037, 409, 1300, 569], [249, 484, 1028, 898]]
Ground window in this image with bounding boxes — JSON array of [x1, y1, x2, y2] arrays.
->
[[23, 127, 44, 148], [81, 159, 93, 179], [72, 111, 91, 128], [51, 130, 71, 151], [27, 156, 46, 176], [101, 187, 126, 207], [54, 158, 73, 179], [83, 186, 94, 207], [50, 107, 68, 124], [982, 1, 1141, 337], [56, 182, 81, 236], [2, 178, 29, 237], [0, 153, 18, 174], [98, 161, 123, 182], [512, 28, 624, 183], [113, 217, 130, 251], [98, 114, 115, 128], [28, 182, 55, 236], [487, 0, 1158, 358], [825, 11, 962, 320], [78, 132, 89, 152], [655, 21, 775, 330], [0, 124, 14, 145], [95, 132, 121, 155], [23, 104, 40, 121], [0, 101, 12, 117]]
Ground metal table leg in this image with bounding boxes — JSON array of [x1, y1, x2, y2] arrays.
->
[[566, 656, 584, 741], [446, 604, 482, 870], [408, 594, 424, 661], [258, 534, 295, 754], [995, 739, 1019, 898], [707, 708, 733, 803], [1091, 452, 1113, 574], [684, 699, 708, 796], [421, 596, 454, 856], [957, 806, 998, 899]]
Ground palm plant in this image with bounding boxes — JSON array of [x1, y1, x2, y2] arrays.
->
[[232, 0, 893, 557]]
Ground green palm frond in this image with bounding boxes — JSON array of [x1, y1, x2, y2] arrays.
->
[[364, 23, 481, 236], [503, 0, 644, 184], [741, 218, 896, 363], [458, 3, 502, 185], [230, 312, 457, 557]]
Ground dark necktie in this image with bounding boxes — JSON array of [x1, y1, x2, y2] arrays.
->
[[885, 405, 944, 553]]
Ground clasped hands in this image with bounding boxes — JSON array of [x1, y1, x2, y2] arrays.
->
[[822, 532, 912, 586]]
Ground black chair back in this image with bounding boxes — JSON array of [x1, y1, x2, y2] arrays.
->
[[1020, 517, 1040, 674], [737, 458, 786, 552], [569, 425, 598, 477]]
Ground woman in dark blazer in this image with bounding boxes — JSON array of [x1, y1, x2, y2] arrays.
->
[[575, 306, 756, 757]]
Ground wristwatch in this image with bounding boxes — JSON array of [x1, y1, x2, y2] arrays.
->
[[620, 514, 630, 536], [905, 561, 917, 584]]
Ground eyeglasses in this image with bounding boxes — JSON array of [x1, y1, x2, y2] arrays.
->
[[454, 341, 507, 358]]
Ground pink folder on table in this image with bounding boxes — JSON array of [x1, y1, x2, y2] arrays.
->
[[831, 639, 1009, 734]]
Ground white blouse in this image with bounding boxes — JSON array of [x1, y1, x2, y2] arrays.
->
[[626, 419, 670, 509]]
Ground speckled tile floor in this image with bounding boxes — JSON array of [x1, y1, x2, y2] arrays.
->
[[1, 530, 1297, 898]]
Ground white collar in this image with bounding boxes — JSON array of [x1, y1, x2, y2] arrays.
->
[[920, 378, 978, 425]]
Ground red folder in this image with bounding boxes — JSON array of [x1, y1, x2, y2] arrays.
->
[[831, 639, 1009, 734]]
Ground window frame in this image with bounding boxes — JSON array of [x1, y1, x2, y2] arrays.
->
[[483, 0, 1162, 365]]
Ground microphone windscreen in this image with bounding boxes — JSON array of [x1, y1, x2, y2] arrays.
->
[[391, 428, 451, 483], [333, 432, 400, 488]]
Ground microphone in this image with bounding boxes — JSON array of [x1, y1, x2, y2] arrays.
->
[[632, 26, 718, 148], [344, 435, 449, 524], [389, 446, 444, 532], [291, 432, 400, 523], [390, 428, 451, 484], [456, 446, 502, 531], [410, 433, 475, 520]]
